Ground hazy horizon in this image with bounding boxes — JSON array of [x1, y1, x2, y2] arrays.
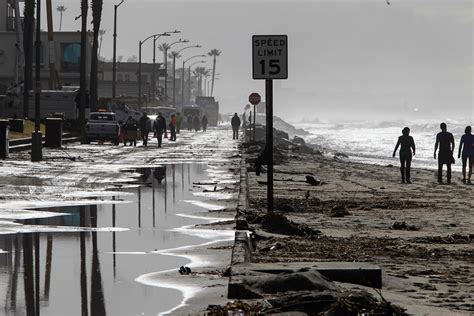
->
[[40, 0, 472, 121]]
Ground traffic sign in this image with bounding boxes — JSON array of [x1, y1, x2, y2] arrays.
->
[[252, 35, 288, 80], [248, 92, 261, 105]]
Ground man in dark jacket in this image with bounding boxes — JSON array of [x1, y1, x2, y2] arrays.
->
[[231, 113, 241, 139], [153, 112, 167, 147], [392, 127, 416, 183], [139, 112, 151, 147], [201, 115, 208, 132], [434, 122, 455, 184]]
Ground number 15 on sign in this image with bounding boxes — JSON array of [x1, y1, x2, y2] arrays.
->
[[252, 35, 288, 80]]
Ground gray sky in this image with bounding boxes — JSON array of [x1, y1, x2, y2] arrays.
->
[[47, 0, 472, 121]]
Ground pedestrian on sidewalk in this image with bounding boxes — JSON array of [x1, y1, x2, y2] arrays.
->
[[153, 112, 167, 148], [139, 112, 151, 147], [458, 126, 473, 184], [193, 115, 200, 132], [231, 113, 241, 140], [176, 112, 182, 134], [434, 122, 455, 184], [169, 114, 177, 141], [187, 114, 193, 131], [392, 127, 416, 183], [201, 115, 208, 132]]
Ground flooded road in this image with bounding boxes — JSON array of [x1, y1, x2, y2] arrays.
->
[[0, 129, 240, 315]]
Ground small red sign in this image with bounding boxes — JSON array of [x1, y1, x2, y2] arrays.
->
[[248, 93, 261, 105]]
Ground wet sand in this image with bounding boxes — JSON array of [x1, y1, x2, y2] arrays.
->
[[244, 146, 473, 314]]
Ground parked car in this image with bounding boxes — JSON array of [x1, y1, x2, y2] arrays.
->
[[85, 111, 120, 145]]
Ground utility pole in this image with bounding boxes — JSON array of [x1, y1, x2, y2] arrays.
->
[[112, 0, 124, 111], [32, 0, 43, 159], [46, 0, 59, 89]]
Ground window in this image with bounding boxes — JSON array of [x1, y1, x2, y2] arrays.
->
[[60, 43, 81, 72], [125, 74, 130, 82]]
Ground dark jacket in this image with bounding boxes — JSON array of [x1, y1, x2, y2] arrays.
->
[[154, 116, 167, 133], [139, 115, 150, 132], [231, 115, 241, 127], [201, 116, 208, 126]]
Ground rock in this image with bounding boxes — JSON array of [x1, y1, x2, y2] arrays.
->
[[261, 213, 319, 236], [334, 152, 349, 159], [292, 136, 306, 146], [275, 201, 295, 212], [243, 268, 338, 294], [392, 221, 419, 231], [295, 145, 313, 154], [386, 164, 394, 168], [305, 175, 321, 186], [329, 205, 350, 217]]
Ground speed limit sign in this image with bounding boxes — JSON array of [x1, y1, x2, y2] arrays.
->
[[252, 35, 288, 80]]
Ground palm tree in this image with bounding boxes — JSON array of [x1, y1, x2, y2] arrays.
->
[[168, 51, 181, 106], [98, 29, 106, 57], [207, 49, 221, 97], [89, 0, 104, 112], [192, 67, 209, 96], [56, 5, 67, 31], [158, 43, 171, 100], [79, 0, 88, 142]]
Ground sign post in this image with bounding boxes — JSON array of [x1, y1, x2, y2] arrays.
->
[[248, 93, 261, 142], [252, 35, 288, 212]]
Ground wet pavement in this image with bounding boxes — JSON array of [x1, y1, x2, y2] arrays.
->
[[0, 128, 240, 315]]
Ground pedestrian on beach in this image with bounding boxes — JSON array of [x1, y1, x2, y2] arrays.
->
[[187, 114, 193, 131], [392, 127, 416, 184], [231, 113, 241, 140], [201, 115, 208, 132], [139, 112, 151, 147], [434, 122, 455, 184], [169, 114, 177, 141], [193, 115, 200, 132], [153, 112, 167, 148], [458, 126, 474, 184], [176, 112, 182, 134]]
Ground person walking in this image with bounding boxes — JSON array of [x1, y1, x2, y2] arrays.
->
[[187, 114, 193, 131], [458, 126, 474, 184], [201, 115, 208, 132], [392, 127, 416, 183], [153, 112, 167, 148], [231, 113, 241, 140], [176, 112, 182, 134], [193, 115, 200, 132], [169, 114, 177, 141], [139, 112, 151, 147], [434, 122, 455, 184]]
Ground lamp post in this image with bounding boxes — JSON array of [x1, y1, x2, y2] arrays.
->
[[181, 54, 206, 109], [152, 31, 179, 106], [138, 32, 174, 110], [32, 0, 42, 163], [172, 45, 200, 108], [112, 0, 124, 111], [188, 60, 205, 103]]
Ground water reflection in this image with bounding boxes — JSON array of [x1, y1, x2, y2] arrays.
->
[[0, 163, 229, 315]]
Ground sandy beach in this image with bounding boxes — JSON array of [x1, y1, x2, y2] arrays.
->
[[235, 136, 473, 315]]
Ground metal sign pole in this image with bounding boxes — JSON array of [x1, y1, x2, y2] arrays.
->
[[253, 103, 256, 141], [266, 79, 273, 212]]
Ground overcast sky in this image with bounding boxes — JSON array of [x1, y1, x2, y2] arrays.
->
[[46, 0, 472, 121]]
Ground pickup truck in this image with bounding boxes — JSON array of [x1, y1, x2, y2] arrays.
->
[[85, 111, 120, 145]]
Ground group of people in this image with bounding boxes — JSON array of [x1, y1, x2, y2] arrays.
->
[[393, 123, 474, 184], [185, 114, 208, 132], [135, 112, 210, 148]]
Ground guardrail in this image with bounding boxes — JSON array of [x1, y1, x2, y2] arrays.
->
[[9, 133, 81, 152]]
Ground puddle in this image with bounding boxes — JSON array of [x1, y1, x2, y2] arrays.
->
[[0, 163, 237, 315]]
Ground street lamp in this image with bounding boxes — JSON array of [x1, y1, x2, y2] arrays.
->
[[112, 0, 124, 111], [138, 32, 173, 110], [152, 30, 180, 106], [182, 54, 206, 109], [187, 60, 205, 103], [163, 39, 189, 104], [172, 45, 200, 108]]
